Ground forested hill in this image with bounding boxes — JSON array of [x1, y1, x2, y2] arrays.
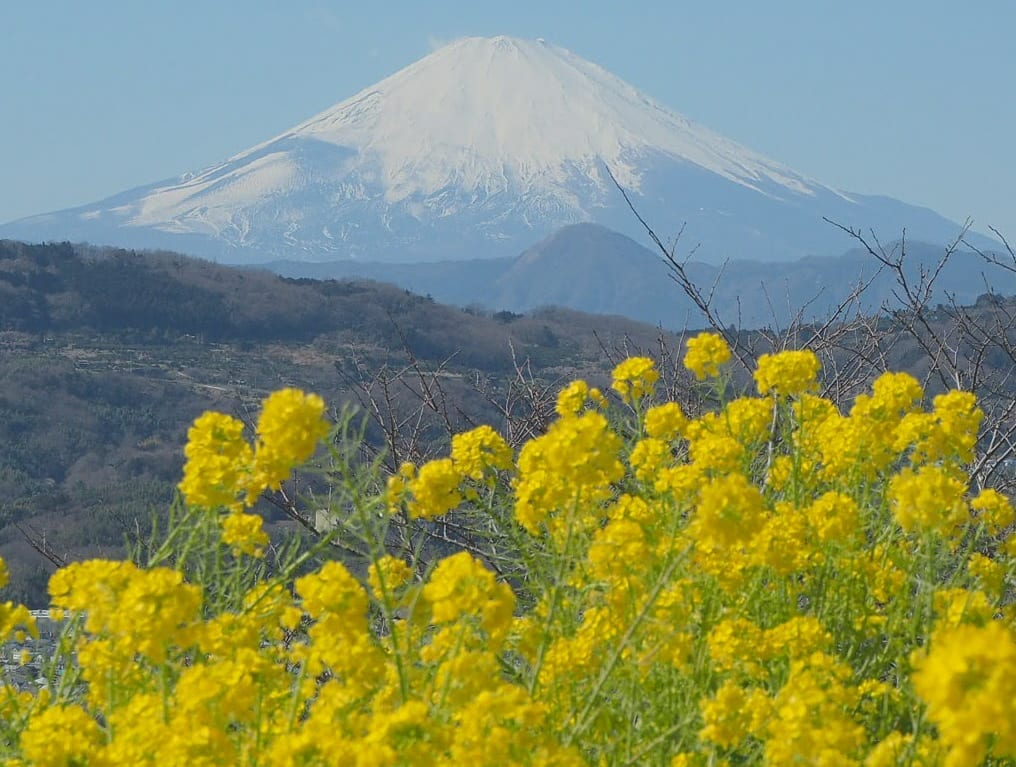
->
[[0, 239, 677, 366], [3, 239, 1016, 608], [0, 240, 681, 606]]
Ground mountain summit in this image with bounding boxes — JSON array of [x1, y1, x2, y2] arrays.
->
[[2, 36, 979, 263], [286, 36, 826, 204]]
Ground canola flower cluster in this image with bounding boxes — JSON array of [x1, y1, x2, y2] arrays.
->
[[177, 387, 330, 557], [1, 333, 1015, 766]]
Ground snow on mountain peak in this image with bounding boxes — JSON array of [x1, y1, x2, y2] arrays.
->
[[275, 35, 820, 201]]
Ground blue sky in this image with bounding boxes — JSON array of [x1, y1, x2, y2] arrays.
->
[[2, 1, 1013, 240]]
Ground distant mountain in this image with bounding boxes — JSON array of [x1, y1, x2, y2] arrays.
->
[[267, 223, 1016, 328], [1, 36, 993, 264]]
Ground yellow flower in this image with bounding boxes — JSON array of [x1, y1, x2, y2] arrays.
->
[[14, 361, 1016, 765], [615, 499, 665, 535], [450, 424, 513, 481], [220, 512, 269, 558], [766, 455, 794, 491], [514, 409, 623, 536], [865, 732, 915, 767], [178, 411, 253, 511], [932, 389, 983, 463], [700, 680, 755, 748], [683, 331, 731, 380], [707, 617, 767, 675], [422, 552, 515, 646], [406, 457, 463, 519], [911, 621, 1016, 766], [19, 705, 103, 766], [173, 648, 280, 728], [804, 491, 860, 544], [295, 560, 368, 620], [888, 465, 969, 536], [868, 371, 924, 419], [555, 379, 591, 417], [894, 389, 983, 464], [816, 410, 898, 482], [644, 401, 687, 440], [970, 487, 1014, 533], [967, 552, 1006, 597], [629, 437, 672, 483], [763, 616, 833, 658], [49, 560, 201, 663], [250, 388, 329, 498], [0, 558, 38, 643], [688, 432, 744, 475], [611, 356, 659, 403], [448, 684, 566, 765], [932, 587, 994, 626], [587, 517, 651, 586], [753, 348, 821, 397], [749, 503, 815, 575], [367, 555, 414, 599], [692, 473, 766, 550], [385, 461, 417, 514], [720, 397, 774, 443], [763, 653, 867, 766], [793, 392, 839, 429], [654, 463, 703, 502]]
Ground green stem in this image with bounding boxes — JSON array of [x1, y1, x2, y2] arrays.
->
[[564, 553, 684, 746]]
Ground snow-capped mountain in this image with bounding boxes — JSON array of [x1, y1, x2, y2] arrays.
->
[[0, 36, 982, 263]]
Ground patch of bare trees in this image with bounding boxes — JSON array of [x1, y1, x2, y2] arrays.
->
[[331, 172, 1016, 508]]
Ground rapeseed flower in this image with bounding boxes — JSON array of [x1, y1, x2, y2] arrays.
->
[[970, 487, 1015, 533], [514, 409, 623, 535], [692, 473, 766, 550], [753, 348, 821, 397], [19, 705, 104, 766], [406, 457, 463, 519], [911, 621, 1016, 766], [644, 401, 687, 440], [762, 653, 866, 765], [250, 388, 329, 497], [7, 365, 1016, 766], [888, 465, 968, 536], [611, 356, 659, 403], [178, 411, 253, 510], [683, 331, 731, 380], [629, 437, 672, 482], [367, 554, 414, 598], [699, 680, 758, 748], [804, 491, 859, 544], [450, 424, 513, 481], [555, 379, 605, 417], [423, 551, 515, 644], [220, 511, 269, 557]]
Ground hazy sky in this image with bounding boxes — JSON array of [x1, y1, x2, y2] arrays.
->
[[2, 1, 1013, 240]]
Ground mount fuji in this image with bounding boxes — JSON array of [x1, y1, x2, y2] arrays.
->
[[1, 36, 984, 264]]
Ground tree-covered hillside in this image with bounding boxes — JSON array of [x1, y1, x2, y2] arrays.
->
[[3, 238, 1016, 607], [0, 240, 685, 605]]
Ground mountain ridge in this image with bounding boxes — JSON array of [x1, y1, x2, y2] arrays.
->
[[265, 222, 1016, 328], [1, 36, 994, 263]]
